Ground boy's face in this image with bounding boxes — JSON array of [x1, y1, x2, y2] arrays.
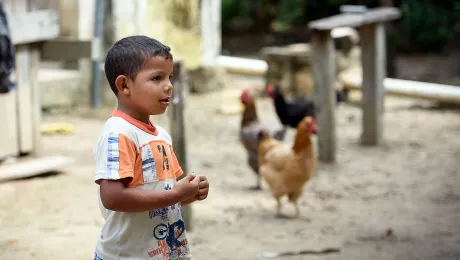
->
[[120, 55, 174, 117]]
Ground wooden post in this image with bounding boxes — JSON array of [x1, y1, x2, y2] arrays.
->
[[170, 60, 192, 231], [360, 23, 386, 145], [12, 0, 48, 155], [311, 30, 337, 163]]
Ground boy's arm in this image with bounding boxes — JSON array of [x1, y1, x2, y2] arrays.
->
[[100, 179, 184, 212], [94, 132, 198, 212]]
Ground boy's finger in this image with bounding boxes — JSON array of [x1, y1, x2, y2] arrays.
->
[[191, 176, 201, 184], [198, 180, 209, 189], [184, 174, 195, 181], [197, 194, 207, 200], [197, 188, 208, 196]]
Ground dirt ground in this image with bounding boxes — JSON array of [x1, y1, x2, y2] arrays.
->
[[1, 75, 460, 260]]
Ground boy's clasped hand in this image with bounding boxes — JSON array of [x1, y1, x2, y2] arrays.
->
[[174, 174, 209, 202]]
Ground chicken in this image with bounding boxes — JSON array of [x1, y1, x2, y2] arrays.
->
[[265, 84, 345, 129], [258, 116, 317, 218], [239, 88, 287, 190], [265, 84, 316, 129]]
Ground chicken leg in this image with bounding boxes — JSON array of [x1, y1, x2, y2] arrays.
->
[[275, 197, 282, 217], [292, 201, 301, 219], [288, 192, 303, 219]]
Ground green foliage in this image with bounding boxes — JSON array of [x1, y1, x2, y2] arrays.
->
[[395, 0, 460, 52], [277, 0, 307, 24], [221, 0, 460, 53], [221, 0, 239, 22]]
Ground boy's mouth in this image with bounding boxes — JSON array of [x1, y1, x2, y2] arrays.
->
[[159, 97, 170, 106]]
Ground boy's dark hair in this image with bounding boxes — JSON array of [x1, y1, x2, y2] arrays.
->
[[104, 35, 173, 94]]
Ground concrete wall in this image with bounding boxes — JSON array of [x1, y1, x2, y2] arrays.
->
[[41, 0, 222, 108]]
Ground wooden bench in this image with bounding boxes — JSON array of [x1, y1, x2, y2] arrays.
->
[[260, 29, 359, 100]]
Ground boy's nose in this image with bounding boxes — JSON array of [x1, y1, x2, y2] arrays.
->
[[164, 82, 173, 93]]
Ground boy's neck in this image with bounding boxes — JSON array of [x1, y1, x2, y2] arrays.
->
[[117, 104, 150, 125]]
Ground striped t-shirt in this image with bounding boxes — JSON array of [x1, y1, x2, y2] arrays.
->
[[93, 109, 191, 260]]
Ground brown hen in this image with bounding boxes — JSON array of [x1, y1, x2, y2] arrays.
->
[[258, 116, 317, 218]]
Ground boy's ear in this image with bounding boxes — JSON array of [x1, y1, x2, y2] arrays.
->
[[115, 75, 129, 95]]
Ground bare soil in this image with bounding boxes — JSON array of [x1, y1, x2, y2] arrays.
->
[[0, 75, 459, 260]]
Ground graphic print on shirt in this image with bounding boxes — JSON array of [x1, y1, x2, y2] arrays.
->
[[141, 144, 157, 183], [147, 184, 188, 259], [141, 141, 176, 183], [156, 144, 170, 171], [149, 219, 189, 259], [143, 141, 175, 181]]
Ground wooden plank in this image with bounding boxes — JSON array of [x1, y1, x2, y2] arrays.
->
[[0, 155, 74, 183], [0, 90, 19, 159], [311, 30, 336, 163], [15, 45, 34, 153], [360, 23, 385, 146], [6, 9, 60, 45], [30, 45, 41, 155], [309, 7, 400, 31], [261, 44, 311, 60], [41, 37, 92, 61], [170, 60, 193, 230]]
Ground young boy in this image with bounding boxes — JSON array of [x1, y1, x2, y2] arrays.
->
[[93, 35, 209, 260]]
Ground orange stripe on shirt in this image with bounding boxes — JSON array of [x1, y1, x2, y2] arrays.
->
[[117, 133, 139, 180], [170, 145, 184, 179]]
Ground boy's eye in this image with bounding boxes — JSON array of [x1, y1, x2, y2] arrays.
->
[[152, 76, 161, 81], [169, 75, 173, 81]]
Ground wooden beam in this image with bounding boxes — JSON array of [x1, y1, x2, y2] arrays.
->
[[170, 60, 192, 230], [360, 23, 386, 146], [0, 155, 74, 183], [41, 37, 92, 61], [308, 7, 400, 31], [311, 30, 336, 163], [339, 68, 460, 104], [6, 9, 60, 45]]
